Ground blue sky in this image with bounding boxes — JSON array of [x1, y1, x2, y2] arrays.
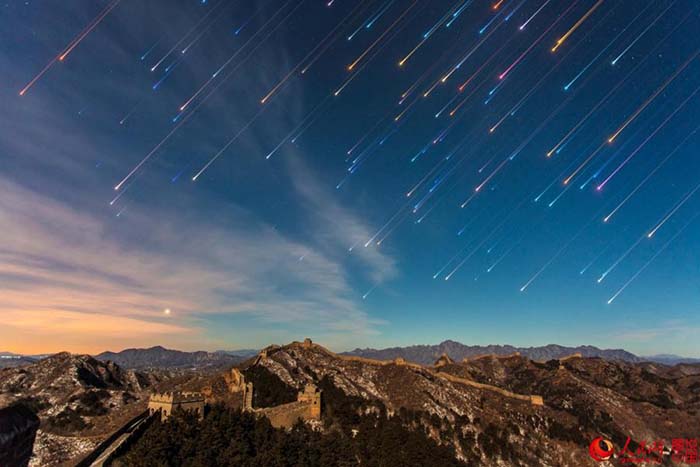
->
[[2, 0, 699, 356]]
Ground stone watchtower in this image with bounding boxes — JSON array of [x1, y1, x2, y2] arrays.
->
[[434, 353, 455, 368], [148, 391, 204, 421], [242, 381, 254, 410], [229, 368, 254, 410], [297, 384, 321, 419]]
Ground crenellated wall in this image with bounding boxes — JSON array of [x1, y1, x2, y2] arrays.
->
[[258, 401, 317, 428], [286, 339, 545, 407], [228, 368, 321, 429], [233, 339, 544, 412], [435, 371, 544, 405], [148, 392, 204, 421]]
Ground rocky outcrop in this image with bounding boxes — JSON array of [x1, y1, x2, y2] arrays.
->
[[0, 353, 156, 466], [0, 404, 40, 467]]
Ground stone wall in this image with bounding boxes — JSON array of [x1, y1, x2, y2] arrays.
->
[[237, 339, 544, 417], [436, 372, 544, 406], [229, 367, 322, 429], [148, 392, 204, 421], [258, 401, 316, 429], [290, 339, 544, 407]]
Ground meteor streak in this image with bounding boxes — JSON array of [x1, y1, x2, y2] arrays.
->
[[608, 214, 698, 304], [301, 1, 370, 74], [399, 0, 474, 66], [347, 1, 417, 71], [365, 0, 397, 30], [141, 38, 162, 61], [551, 0, 604, 53], [446, 0, 473, 27], [337, 4, 424, 97], [192, 107, 268, 181], [479, 87, 580, 192], [611, 1, 677, 66], [504, 0, 527, 22], [564, 2, 653, 90], [233, 0, 275, 36], [266, 97, 331, 159], [428, 21, 502, 97], [499, 0, 579, 80], [440, 197, 531, 280], [116, 4, 304, 191], [151, 0, 224, 72], [261, 1, 365, 104], [580, 242, 615, 276], [19, 0, 121, 96], [549, 16, 690, 157], [119, 101, 141, 126], [597, 84, 700, 191], [479, 9, 504, 35], [179, 0, 297, 112], [362, 284, 379, 300], [607, 50, 698, 144], [521, 207, 607, 292], [647, 183, 700, 239], [490, 51, 572, 132], [603, 125, 700, 223], [519, 0, 552, 30], [597, 234, 645, 284], [59, 0, 122, 62]]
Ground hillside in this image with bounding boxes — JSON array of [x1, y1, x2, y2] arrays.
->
[[228, 340, 700, 465], [6, 340, 700, 466], [0, 353, 157, 466]]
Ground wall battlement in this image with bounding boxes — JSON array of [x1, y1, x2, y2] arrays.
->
[[229, 367, 321, 428], [462, 352, 522, 362], [148, 391, 204, 421], [149, 392, 205, 404], [559, 353, 583, 362], [284, 339, 545, 407]]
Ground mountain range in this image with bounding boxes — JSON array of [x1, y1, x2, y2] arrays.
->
[[3, 339, 700, 466], [173, 340, 700, 466], [3, 342, 697, 372], [344, 340, 700, 365], [94, 345, 257, 370]]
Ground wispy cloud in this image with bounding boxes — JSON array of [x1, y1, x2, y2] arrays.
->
[[0, 173, 395, 353], [0, 4, 400, 355], [607, 319, 700, 356], [285, 153, 399, 284]]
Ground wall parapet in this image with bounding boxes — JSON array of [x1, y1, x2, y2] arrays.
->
[[148, 391, 204, 421], [283, 339, 544, 407]]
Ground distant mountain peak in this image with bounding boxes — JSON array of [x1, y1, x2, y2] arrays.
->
[[94, 346, 250, 369], [344, 341, 642, 365]]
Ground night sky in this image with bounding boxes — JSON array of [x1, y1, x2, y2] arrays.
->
[[2, 0, 699, 356]]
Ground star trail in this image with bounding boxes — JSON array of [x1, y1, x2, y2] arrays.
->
[[4, 0, 700, 353]]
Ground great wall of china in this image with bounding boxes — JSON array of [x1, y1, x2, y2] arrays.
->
[[228, 361, 322, 429], [83, 338, 563, 465], [251, 338, 546, 406], [149, 337, 556, 433]]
